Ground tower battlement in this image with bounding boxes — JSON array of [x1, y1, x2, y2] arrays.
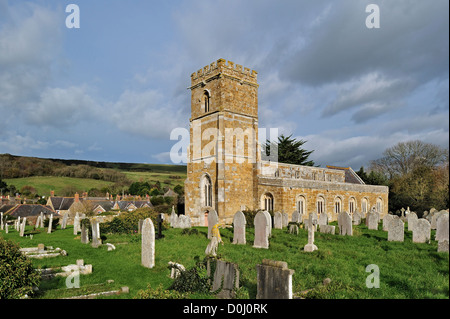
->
[[191, 58, 258, 85]]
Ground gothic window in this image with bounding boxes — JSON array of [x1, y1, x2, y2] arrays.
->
[[376, 197, 383, 213], [203, 90, 210, 113], [262, 193, 274, 212], [317, 196, 325, 214], [349, 197, 356, 214], [201, 175, 212, 207], [334, 197, 342, 214], [297, 195, 306, 215], [362, 198, 369, 213]]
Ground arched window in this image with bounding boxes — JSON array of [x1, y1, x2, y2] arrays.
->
[[203, 90, 210, 113], [376, 197, 383, 213], [201, 175, 212, 207], [262, 193, 274, 211], [362, 197, 369, 214], [297, 195, 306, 215], [334, 197, 342, 214], [349, 197, 356, 214], [317, 196, 325, 214]]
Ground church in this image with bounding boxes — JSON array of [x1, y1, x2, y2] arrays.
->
[[184, 59, 388, 226]]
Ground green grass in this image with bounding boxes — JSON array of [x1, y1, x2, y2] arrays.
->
[[1, 221, 448, 299], [4, 176, 115, 197]]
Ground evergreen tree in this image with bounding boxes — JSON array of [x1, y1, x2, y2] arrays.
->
[[264, 134, 315, 166]]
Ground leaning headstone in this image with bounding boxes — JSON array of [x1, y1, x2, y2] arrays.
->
[[253, 211, 269, 249], [211, 259, 240, 299], [304, 214, 318, 252], [413, 219, 431, 243], [40, 212, 44, 228], [168, 262, 185, 279], [20, 218, 26, 237], [207, 209, 219, 239], [5, 223, 9, 233], [178, 215, 191, 229], [141, 218, 155, 268], [435, 213, 449, 242], [274, 212, 283, 229], [61, 213, 68, 230], [338, 212, 353, 236], [407, 212, 418, 232], [47, 214, 53, 234], [232, 211, 246, 245], [262, 210, 272, 237], [383, 214, 395, 231], [387, 216, 404, 242], [16, 216, 21, 231], [170, 206, 177, 227], [35, 216, 42, 229], [256, 259, 295, 299]]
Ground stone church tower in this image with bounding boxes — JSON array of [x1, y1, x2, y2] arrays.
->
[[184, 58, 260, 225]]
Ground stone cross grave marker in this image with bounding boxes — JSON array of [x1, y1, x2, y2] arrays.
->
[[304, 214, 318, 252]]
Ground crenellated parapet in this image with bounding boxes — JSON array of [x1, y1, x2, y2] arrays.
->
[[190, 58, 258, 87]]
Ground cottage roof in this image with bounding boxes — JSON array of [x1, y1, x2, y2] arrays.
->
[[5, 204, 57, 218]]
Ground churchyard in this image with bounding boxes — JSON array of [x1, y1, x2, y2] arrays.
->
[[0, 211, 448, 299]]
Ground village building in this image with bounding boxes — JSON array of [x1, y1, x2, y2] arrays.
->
[[184, 59, 389, 226]]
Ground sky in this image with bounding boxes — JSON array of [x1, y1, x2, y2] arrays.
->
[[0, 0, 448, 169]]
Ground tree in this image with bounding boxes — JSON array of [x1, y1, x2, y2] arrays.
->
[[264, 134, 315, 166]]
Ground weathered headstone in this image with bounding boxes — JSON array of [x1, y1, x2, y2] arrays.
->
[[5, 223, 9, 233], [319, 224, 335, 234], [318, 212, 328, 226], [304, 214, 318, 252], [291, 211, 301, 223], [81, 223, 89, 244], [338, 211, 353, 236], [438, 240, 449, 253], [352, 211, 362, 225], [232, 211, 246, 245], [253, 211, 269, 249], [47, 214, 53, 234], [40, 212, 44, 228], [407, 212, 418, 232], [387, 216, 404, 242], [61, 213, 68, 229], [382, 214, 395, 231], [16, 216, 21, 231], [211, 259, 240, 299], [73, 213, 80, 235], [178, 215, 191, 229], [282, 212, 289, 228], [170, 206, 177, 227], [366, 211, 379, 230], [413, 219, 431, 243], [256, 259, 295, 299], [19, 218, 26, 237], [91, 220, 101, 248], [207, 209, 219, 239], [262, 210, 272, 237], [141, 218, 155, 268], [289, 224, 299, 235], [1, 212, 3, 231], [435, 213, 449, 242], [35, 215, 41, 229], [168, 261, 185, 279], [274, 212, 283, 229]]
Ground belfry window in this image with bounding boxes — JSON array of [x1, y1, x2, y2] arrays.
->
[[203, 91, 210, 112]]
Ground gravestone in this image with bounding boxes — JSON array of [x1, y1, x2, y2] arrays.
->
[[338, 211, 353, 236], [91, 220, 102, 248], [253, 211, 269, 249], [435, 213, 449, 242], [291, 211, 301, 223], [366, 211, 379, 230], [318, 212, 328, 226], [138, 219, 144, 234], [40, 212, 44, 228], [319, 224, 335, 234], [73, 213, 80, 235], [61, 213, 68, 229], [211, 260, 240, 299], [407, 212, 418, 232], [168, 261, 186, 279], [352, 211, 362, 225], [19, 218, 26, 237], [274, 212, 283, 229], [232, 211, 246, 245], [5, 223, 9, 233], [16, 216, 20, 231], [282, 213, 289, 228], [170, 206, 177, 227], [35, 216, 42, 229], [262, 210, 272, 237], [413, 219, 431, 243], [141, 218, 155, 268], [383, 214, 394, 231], [289, 224, 299, 235], [156, 214, 164, 239], [178, 215, 191, 229], [207, 209, 219, 239], [438, 240, 449, 253], [387, 216, 404, 242], [47, 214, 53, 234], [304, 214, 318, 252], [256, 259, 295, 299], [1, 212, 3, 230], [81, 223, 89, 244]]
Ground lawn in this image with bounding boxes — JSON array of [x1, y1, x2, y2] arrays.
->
[[1, 220, 448, 299]]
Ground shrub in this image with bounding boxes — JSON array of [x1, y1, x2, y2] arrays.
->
[[134, 283, 188, 299], [169, 257, 211, 293], [242, 209, 259, 228], [0, 237, 40, 299], [100, 208, 168, 234]]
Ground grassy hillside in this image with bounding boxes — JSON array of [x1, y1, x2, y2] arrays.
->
[[4, 176, 115, 197]]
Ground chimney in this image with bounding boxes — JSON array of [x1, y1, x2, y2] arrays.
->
[[75, 192, 79, 202], [50, 190, 55, 197]]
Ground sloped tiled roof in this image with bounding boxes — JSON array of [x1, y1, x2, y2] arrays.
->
[[326, 166, 365, 185], [49, 197, 75, 210], [5, 204, 56, 218]]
